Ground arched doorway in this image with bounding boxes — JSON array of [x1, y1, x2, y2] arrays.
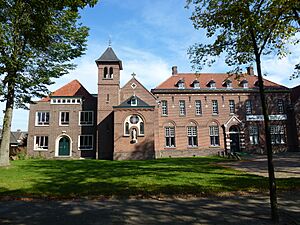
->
[[229, 126, 240, 152], [58, 136, 70, 156]]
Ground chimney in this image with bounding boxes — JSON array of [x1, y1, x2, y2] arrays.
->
[[172, 66, 178, 75], [247, 66, 254, 76]]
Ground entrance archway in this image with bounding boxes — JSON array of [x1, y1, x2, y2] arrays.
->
[[58, 136, 71, 156], [229, 126, 240, 152]]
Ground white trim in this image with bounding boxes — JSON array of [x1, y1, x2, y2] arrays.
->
[[35, 111, 50, 126], [224, 115, 242, 128], [59, 111, 70, 126], [33, 136, 49, 151], [55, 134, 72, 157]]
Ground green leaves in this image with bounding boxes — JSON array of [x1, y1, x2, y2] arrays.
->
[[0, 0, 98, 108], [187, 0, 299, 74]]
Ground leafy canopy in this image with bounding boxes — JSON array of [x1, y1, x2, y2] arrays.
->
[[187, 0, 300, 74], [0, 0, 97, 108]]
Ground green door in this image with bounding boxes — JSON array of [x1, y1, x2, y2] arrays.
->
[[59, 137, 70, 156]]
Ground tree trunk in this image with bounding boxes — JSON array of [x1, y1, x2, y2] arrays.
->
[[0, 81, 15, 167], [255, 57, 279, 223]]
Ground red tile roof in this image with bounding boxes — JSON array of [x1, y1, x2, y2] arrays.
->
[[40, 80, 93, 102], [154, 73, 288, 90]]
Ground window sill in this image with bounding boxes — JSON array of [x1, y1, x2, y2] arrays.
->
[[59, 124, 69, 127], [79, 124, 94, 127], [35, 125, 50, 127], [209, 146, 220, 148], [78, 148, 93, 151], [34, 149, 48, 151], [212, 114, 219, 116], [187, 146, 198, 149], [164, 147, 176, 149], [161, 115, 168, 117]]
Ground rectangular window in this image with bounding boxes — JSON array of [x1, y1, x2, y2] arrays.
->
[[195, 100, 202, 115], [212, 100, 219, 115], [179, 100, 186, 116], [277, 99, 284, 114], [187, 126, 198, 147], [209, 126, 220, 146], [165, 127, 175, 147], [229, 100, 235, 114], [59, 111, 69, 126], [34, 136, 48, 150], [249, 126, 259, 145], [270, 125, 285, 144], [245, 100, 252, 115], [79, 111, 94, 126], [36, 112, 50, 126], [79, 135, 93, 150], [161, 100, 168, 116]]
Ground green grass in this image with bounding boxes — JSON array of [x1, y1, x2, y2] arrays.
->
[[0, 157, 299, 198]]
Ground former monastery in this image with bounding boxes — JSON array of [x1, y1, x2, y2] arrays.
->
[[27, 46, 300, 160]]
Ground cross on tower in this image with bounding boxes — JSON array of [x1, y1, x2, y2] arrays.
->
[[131, 72, 136, 78]]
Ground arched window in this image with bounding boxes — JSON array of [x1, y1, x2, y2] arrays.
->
[[123, 115, 144, 136], [103, 67, 108, 79], [125, 122, 130, 135], [109, 67, 113, 78], [187, 122, 198, 147], [140, 122, 144, 135]]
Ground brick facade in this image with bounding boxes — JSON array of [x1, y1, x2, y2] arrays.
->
[[27, 46, 299, 160]]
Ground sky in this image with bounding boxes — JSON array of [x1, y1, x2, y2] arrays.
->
[[1, 0, 300, 131]]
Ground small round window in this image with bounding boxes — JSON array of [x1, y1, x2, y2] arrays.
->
[[130, 115, 139, 124]]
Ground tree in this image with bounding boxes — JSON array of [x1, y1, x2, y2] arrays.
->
[[0, 0, 98, 167], [186, 0, 299, 223]]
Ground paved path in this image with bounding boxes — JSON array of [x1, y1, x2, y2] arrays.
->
[[0, 192, 299, 225], [220, 152, 300, 178]]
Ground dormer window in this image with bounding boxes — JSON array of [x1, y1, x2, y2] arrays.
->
[[192, 80, 200, 89], [240, 80, 249, 89], [177, 79, 185, 89], [254, 80, 259, 87], [207, 80, 216, 89], [226, 81, 232, 89], [131, 96, 137, 106]]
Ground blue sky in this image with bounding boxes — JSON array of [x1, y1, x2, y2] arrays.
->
[[1, 0, 299, 131]]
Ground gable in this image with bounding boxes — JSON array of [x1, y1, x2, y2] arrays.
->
[[120, 78, 156, 106]]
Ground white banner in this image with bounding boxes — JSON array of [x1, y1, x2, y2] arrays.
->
[[246, 115, 287, 121]]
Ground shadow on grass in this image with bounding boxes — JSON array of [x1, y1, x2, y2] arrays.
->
[[0, 157, 298, 198]]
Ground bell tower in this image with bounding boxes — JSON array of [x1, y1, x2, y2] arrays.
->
[[95, 46, 123, 159]]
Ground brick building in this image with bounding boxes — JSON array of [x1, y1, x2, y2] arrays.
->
[[27, 46, 298, 159]]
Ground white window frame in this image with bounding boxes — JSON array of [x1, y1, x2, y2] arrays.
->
[[209, 126, 220, 146], [226, 81, 232, 89], [79, 111, 94, 126], [277, 99, 284, 114], [245, 100, 252, 115], [50, 98, 81, 104], [270, 125, 285, 144], [193, 82, 200, 89], [165, 127, 175, 148], [178, 81, 185, 89], [195, 100, 202, 115], [78, 135, 93, 150], [161, 100, 168, 116], [212, 100, 219, 115], [179, 100, 186, 116], [229, 100, 235, 114], [243, 81, 249, 88], [187, 126, 198, 147], [34, 136, 49, 151], [210, 82, 216, 89], [249, 126, 259, 145], [35, 111, 50, 126], [59, 111, 70, 126]]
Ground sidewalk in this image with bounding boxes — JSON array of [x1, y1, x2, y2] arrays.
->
[[0, 192, 299, 225], [220, 152, 300, 178]]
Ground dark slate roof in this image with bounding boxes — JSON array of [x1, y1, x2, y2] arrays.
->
[[0, 129, 19, 145], [95, 47, 123, 69], [113, 95, 154, 109]]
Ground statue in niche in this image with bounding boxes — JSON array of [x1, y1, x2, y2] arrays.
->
[[131, 128, 137, 143]]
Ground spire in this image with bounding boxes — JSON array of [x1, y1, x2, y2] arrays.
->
[[95, 46, 123, 69]]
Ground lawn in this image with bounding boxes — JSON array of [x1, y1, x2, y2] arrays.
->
[[0, 157, 299, 198]]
